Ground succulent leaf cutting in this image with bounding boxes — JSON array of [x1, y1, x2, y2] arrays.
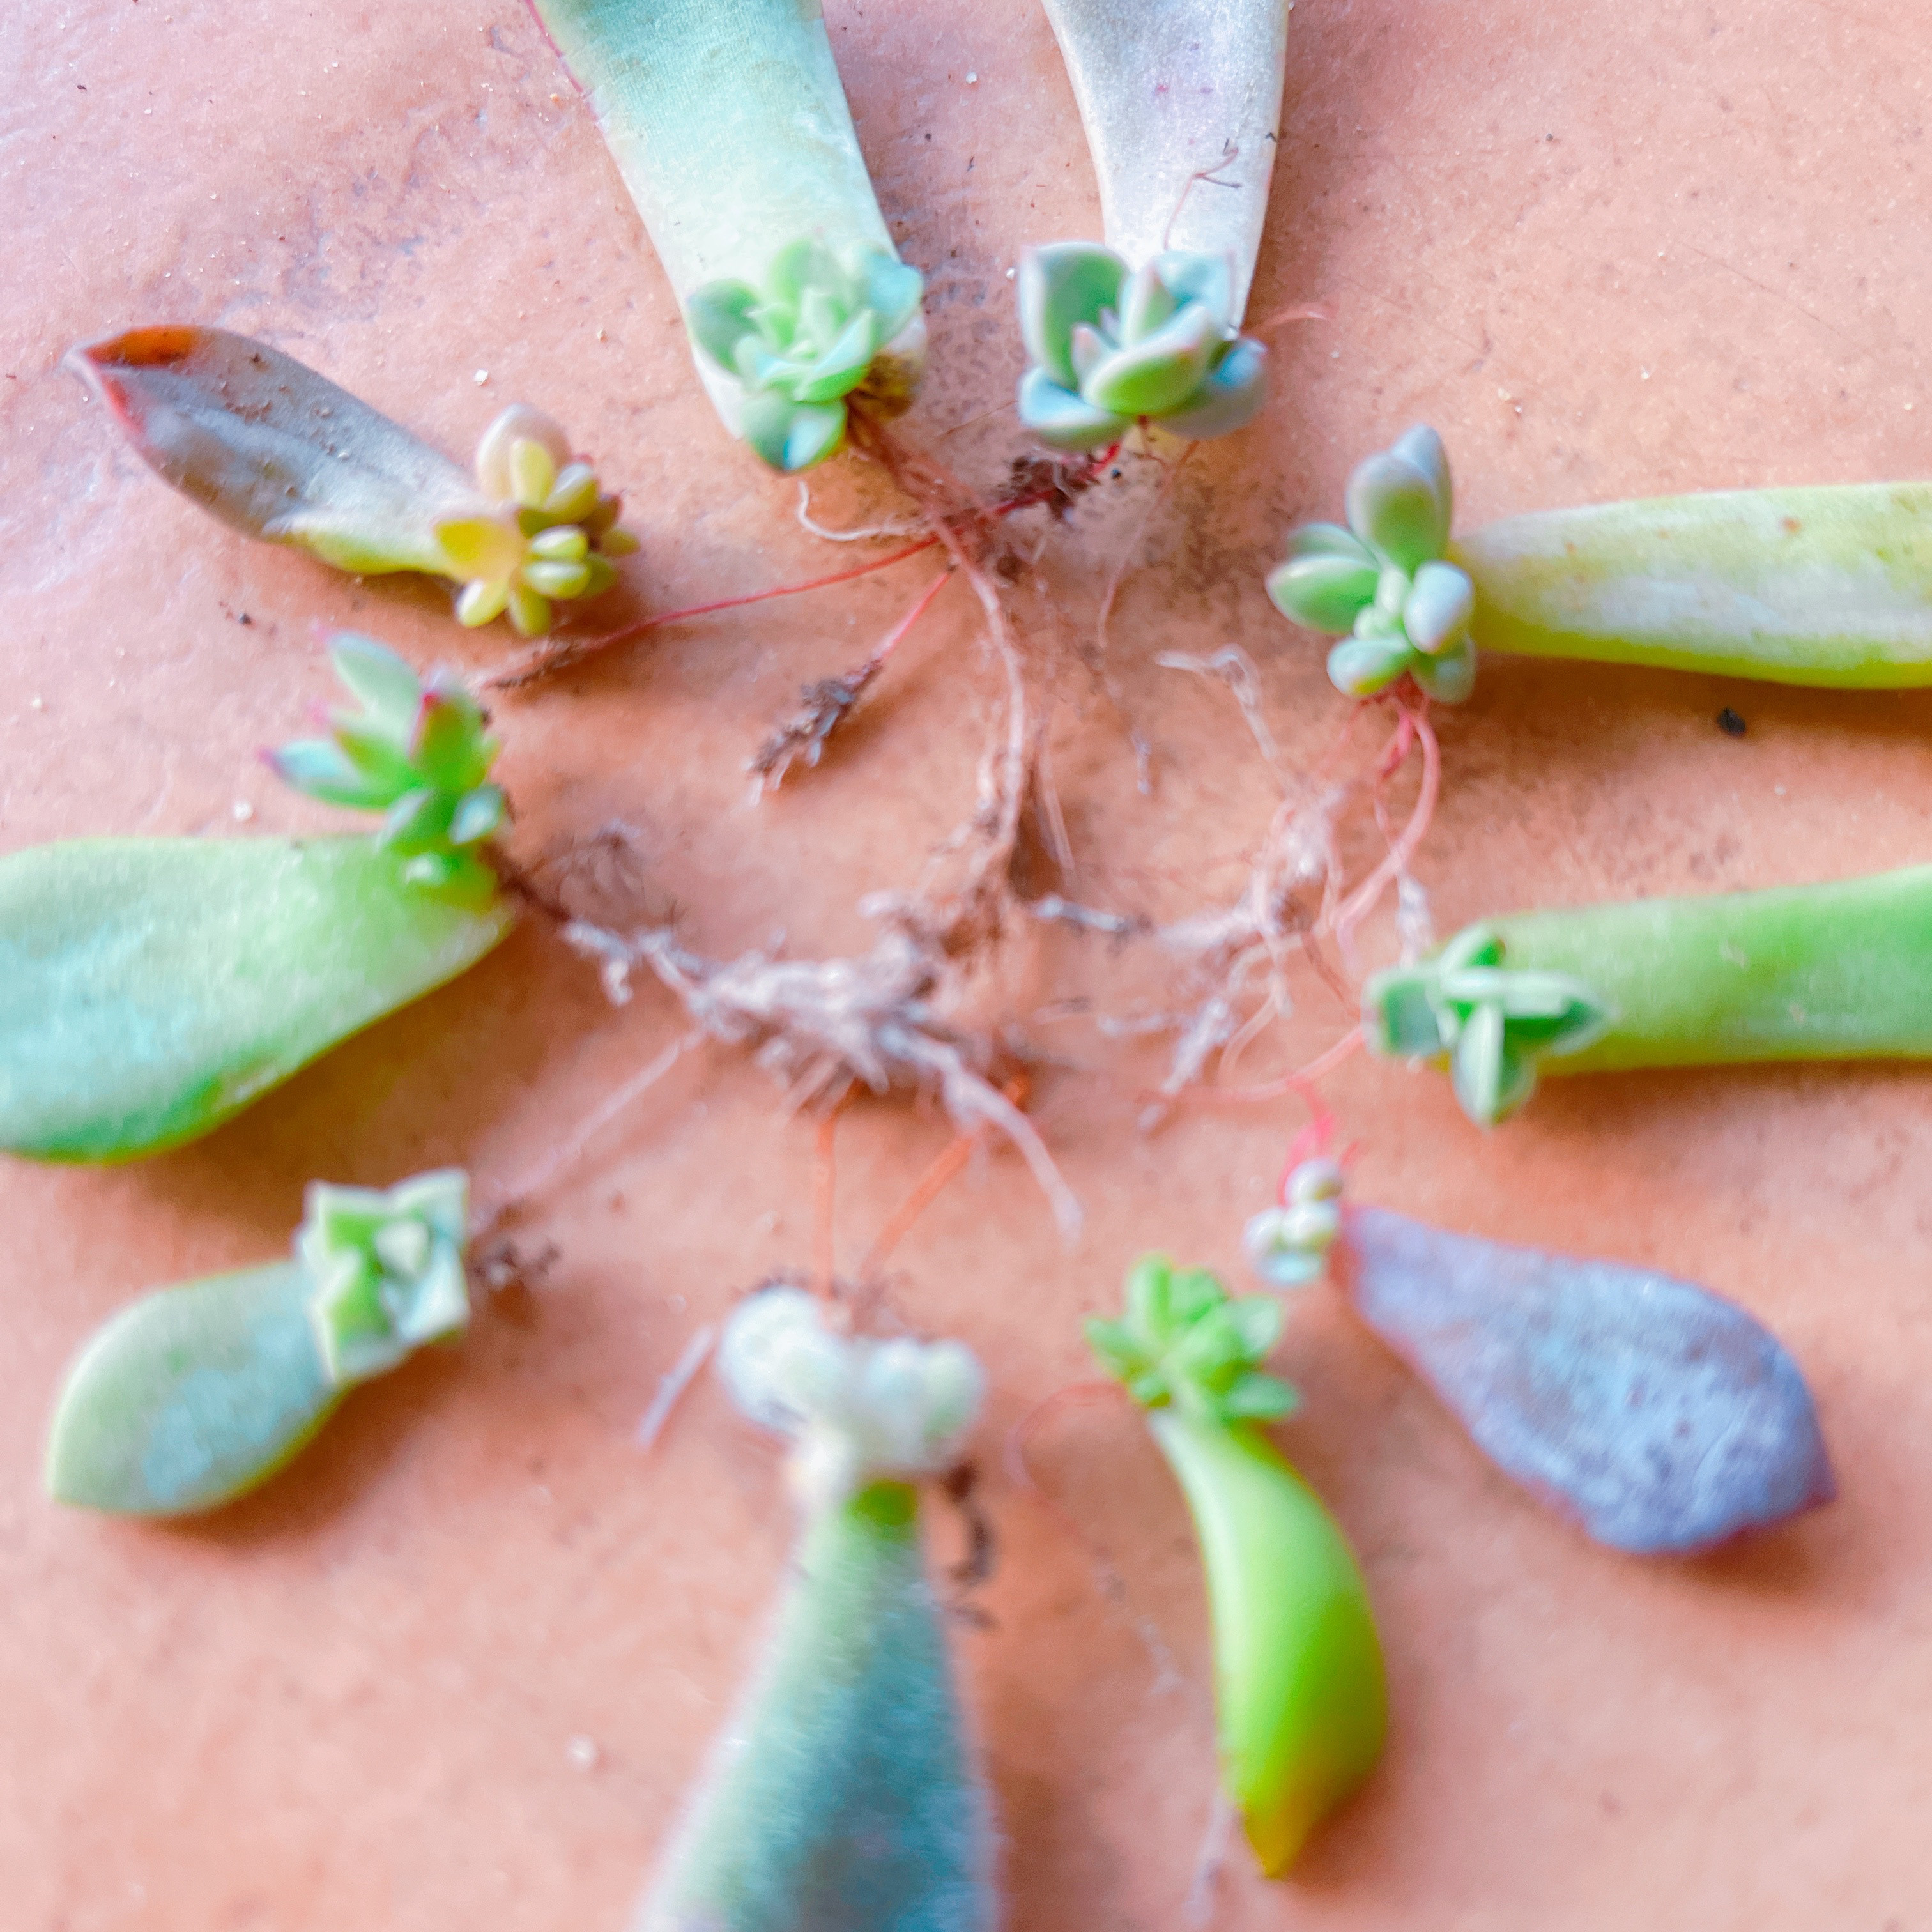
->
[[43, 1169, 474, 1517], [687, 241, 926, 473], [1017, 244, 1268, 450], [1366, 922, 1614, 1126], [1268, 424, 1480, 702], [69, 328, 631, 636]]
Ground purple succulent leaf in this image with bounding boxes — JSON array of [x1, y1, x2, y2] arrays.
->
[[1336, 1206, 1834, 1554], [68, 326, 486, 577]]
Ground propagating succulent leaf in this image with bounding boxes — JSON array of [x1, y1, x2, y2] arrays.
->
[[1363, 923, 1613, 1126], [70, 328, 632, 636], [636, 1292, 996, 1931], [1268, 424, 1482, 701], [1016, 245, 1268, 450], [533, 0, 926, 467], [44, 1171, 473, 1517], [1091, 1256, 1385, 1875], [1337, 1206, 1835, 1554]]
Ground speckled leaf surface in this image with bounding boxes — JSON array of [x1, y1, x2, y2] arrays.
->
[[0, 836, 514, 1163], [1337, 1207, 1834, 1554]]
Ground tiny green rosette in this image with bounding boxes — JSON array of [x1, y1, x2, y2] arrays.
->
[[1268, 425, 1480, 703], [687, 241, 925, 473], [45, 1170, 471, 1517], [1088, 1257, 1388, 1876], [1017, 243, 1268, 450]]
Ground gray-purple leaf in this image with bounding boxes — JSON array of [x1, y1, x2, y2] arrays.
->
[[1337, 1206, 1834, 1554], [69, 326, 486, 577]]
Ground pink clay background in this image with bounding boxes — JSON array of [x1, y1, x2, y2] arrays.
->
[[5, 0, 1931, 1925]]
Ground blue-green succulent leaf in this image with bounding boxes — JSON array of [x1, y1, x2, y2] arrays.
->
[[1327, 632, 1418, 698], [686, 281, 763, 373], [1403, 560, 1476, 656], [1410, 632, 1478, 703], [1118, 259, 1178, 342], [1016, 368, 1128, 452], [1149, 250, 1237, 334], [1080, 300, 1221, 419], [1018, 242, 1127, 390], [1157, 334, 1268, 441]]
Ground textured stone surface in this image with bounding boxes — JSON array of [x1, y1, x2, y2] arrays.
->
[[6, 1, 1931, 1927]]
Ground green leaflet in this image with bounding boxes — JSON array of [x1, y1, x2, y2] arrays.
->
[[636, 1481, 996, 1932], [45, 1171, 474, 1516], [0, 837, 512, 1162], [45, 1262, 339, 1517]]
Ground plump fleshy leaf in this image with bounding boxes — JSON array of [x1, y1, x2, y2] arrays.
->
[[1158, 334, 1268, 441], [1346, 447, 1449, 572], [1326, 632, 1416, 697], [44, 1261, 340, 1517], [69, 326, 486, 576], [1080, 299, 1222, 418], [1018, 243, 1128, 389], [1016, 368, 1129, 451], [0, 838, 513, 1162], [1403, 559, 1475, 655], [1337, 1206, 1835, 1554], [1268, 551, 1381, 633]]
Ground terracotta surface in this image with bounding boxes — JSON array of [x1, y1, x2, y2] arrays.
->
[[6, 2, 1931, 1926]]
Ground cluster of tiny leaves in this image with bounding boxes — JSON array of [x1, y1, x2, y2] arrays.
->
[[1267, 425, 1479, 703], [1085, 1254, 1300, 1427], [296, 1169, 471, 1388], [1367, 924, 1613, 1125], [1243, 1158, 1346, 1289], [267, 634, 505, 898], [687, 240, 924, 473], [436, 406, 636, 638], [1017, 243, 1267, 452]]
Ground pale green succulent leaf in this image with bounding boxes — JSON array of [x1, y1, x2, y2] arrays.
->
[[792, 308, 881, 404], [1118, 259, 1177, 342], [1080, 300, 1221, 418], [1347, 448, 1450, 572], [330, 633, 424, 730], [1410, 632, 1477, 703], [1364, 967, 1450, 1057], [1389, 424, 1452, 534], [267, 739, 395, 810], [1156, 334, 1268, 441], [1215, 1368, 1302, 1423], [1018, 242, 1127, 389], [1404, 559, 1476, 655], [1017, 369, 1128, 450], [1327, 631, 1418, 697], [1149, 250, 1236, 334], [1268, 553, 1381, 634]]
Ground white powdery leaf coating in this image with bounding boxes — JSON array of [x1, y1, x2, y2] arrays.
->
[[718, 1290, 985, 1494]]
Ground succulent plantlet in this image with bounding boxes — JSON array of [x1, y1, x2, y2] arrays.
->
[[1363, 861, 1932, 1126], [532, 0, 925, 473], [1274, 421, 1932, 689], [1267, 425, 1479, 702], [45, 1170, 473, 1517], [1017, 245, 1268, 450], [70, 327, 633, 636], [1018, 0, 1287, 448], [1247, 1160, 1835, 1554], [0, 636, 514, 1163], [635, 1289, 995, 1932], [1087, 1256, 1387, 1877]]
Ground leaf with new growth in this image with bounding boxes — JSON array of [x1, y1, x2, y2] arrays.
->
[[1018, 245, 1268, 450], [1268, 425, 1480, 703], [1363, 922, 1613, 1126], [0, 637, 512, 1163], [70, 328, 632, 636], [45, 1170, 473, 1516]]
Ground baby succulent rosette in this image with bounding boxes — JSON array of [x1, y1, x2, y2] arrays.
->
[[439, 404, 636, 636], [268, 634, 506, 902], [1017, 243, 1268, 450], [1268, 425, 1478, 703], [686, 240, 926, 473], [1368, 921, 1613, 1126]]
